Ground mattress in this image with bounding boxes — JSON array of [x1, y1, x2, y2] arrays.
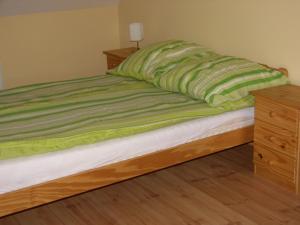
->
[[0, 107, 254, 194]]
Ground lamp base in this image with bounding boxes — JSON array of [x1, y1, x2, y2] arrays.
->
[[129, 41, 141, 50]]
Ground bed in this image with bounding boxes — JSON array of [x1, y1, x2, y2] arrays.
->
[[0, 40, 289, 217]]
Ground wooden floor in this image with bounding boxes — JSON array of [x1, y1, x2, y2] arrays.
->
[[1, 144, 300, 225]]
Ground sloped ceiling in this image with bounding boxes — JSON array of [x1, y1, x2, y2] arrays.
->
[[0, 0, 119, 16]]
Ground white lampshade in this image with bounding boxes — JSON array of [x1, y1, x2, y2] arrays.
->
[[129, 22, 144, 42]]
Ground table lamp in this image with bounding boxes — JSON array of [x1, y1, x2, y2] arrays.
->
[[129, 22, 144, 49]]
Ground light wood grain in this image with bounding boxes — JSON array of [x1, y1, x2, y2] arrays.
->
[[252, 84, 300, 111], [1, 145, 300, 225], [253, 84, 300, 194], [254, 143, 295, 181], [297, 121, 300, 194], [255, 96, 298, 132], [277, 67, 289, 77], [103, 47, 138, 69], [260, 65, 289, 77], [103, 47, 138, 59], [254, 164, 296, 191], [0, 126, 253, 218], [254, 120, 297, 157], [105, 55, 124, 69]]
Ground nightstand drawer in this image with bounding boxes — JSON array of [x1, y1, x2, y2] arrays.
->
[[254, 120, 297, 157], [255, 164, 296, 191], [107, 56, 124, 69], [255, 97, 298, 132], [103, 47, 138, 70], [254, 144, 296, 181]]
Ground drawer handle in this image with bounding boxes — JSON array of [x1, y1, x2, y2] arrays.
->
[[268, 136, 287, 149], [268, 111, 276, 118], [258, 153, 263, 159], [280, 143, 287, 149]]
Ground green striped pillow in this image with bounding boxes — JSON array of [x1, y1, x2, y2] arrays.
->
[[153, 55, 289, 106], [109, 40, 216, 82]]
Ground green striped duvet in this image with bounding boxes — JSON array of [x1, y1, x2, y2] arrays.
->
[[0, 75, 252, 160]]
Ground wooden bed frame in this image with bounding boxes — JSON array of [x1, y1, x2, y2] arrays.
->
[[0, 67, 289, 218]]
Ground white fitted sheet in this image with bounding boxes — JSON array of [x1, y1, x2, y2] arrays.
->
[[0, 107, 254, 194]]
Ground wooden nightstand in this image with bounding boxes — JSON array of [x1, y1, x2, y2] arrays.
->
[[252, 85, 300, 193], [103, 47, 138, 69]]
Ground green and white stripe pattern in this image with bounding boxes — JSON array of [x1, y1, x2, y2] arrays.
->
[[153, 55, 289, 106], [0, 75, 251, 160], [109, 40, 215, 82], [111, 40, 288, 106]]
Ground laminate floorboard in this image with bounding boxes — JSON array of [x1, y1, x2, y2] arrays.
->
[[1, 144, 299, 225]]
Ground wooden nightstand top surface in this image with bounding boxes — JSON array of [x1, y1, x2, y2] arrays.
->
[[251, 85, 300, 110], [103, 47, 138, 59]]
